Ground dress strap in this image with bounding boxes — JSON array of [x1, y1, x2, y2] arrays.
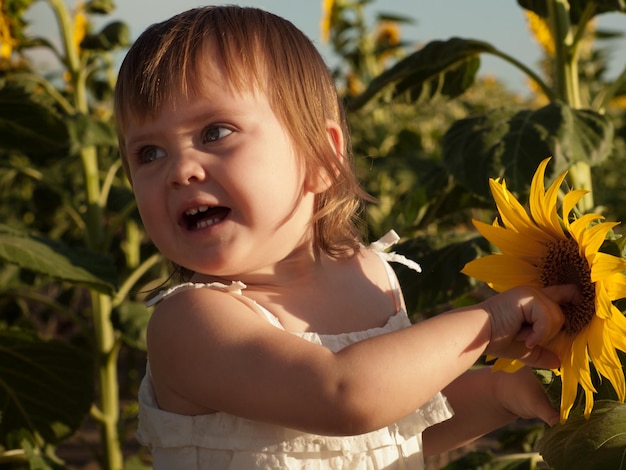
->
[[368, 230, 422, 274], [145, 280, 247, 307], [367, 230, 421, 314], [145, 280, 285, 329]]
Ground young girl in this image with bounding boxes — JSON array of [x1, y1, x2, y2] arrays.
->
[[115, 6, 578, 469]]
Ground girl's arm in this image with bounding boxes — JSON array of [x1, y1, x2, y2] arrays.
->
[[422, 367, 559, 456], [147, 284, 574, 436], [147, 287, 493, 435]]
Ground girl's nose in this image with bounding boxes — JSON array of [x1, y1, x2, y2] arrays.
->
[[168, 152, 207, 187]]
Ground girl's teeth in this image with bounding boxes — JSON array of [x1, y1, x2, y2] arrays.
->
[[195, 218, 220, 229], [186, 205, 209, 216]]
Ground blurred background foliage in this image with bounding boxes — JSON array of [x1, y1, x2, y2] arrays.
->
[[0, 0, 624, 468]]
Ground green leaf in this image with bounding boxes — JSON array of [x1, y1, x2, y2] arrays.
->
[[348, 37, 491, 110], [442, 450, 541, 470], [517, 0, 626, 23], [113, 301, 150, 350], [538, 400, 626, 470], [393, 233, 490, 316], [17, 433, 67, 469], [0, 329, 93, 444], [441, 102, 614, 198], [0, 224, 117, 294], [124, 455, 154, 470], [375, 12, 415, 25], [0, 86, 69, 154], [66, 113, 118, 153], [85, 0, 116, 14], [80, 21, 130, 51], [442, 450, 493, 469]]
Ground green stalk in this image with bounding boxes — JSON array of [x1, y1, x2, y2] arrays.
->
[[594, 64, 626, 112], [112, 253, 162, 308], [46, 0, 78, 72], [46, 1, 123, 469], [18, 72, 75, 114], [548, 0, 593, 211], [486, 47, 556, 101], [92, 292, 122, 470], [548, 0, 571, 103], [80, 146, 105, 250], [47, 0, 104, 247]]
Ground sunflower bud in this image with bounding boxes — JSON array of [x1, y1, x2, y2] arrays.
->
[[85, 0, 116, 15], [80, 21, 129, 51]]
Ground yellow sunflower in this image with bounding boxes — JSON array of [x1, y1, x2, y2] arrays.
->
[[462, 157, 626, 423], [320, 0, 335, 42], [0, 0, 18, 60], [72, 3, 88, 55]]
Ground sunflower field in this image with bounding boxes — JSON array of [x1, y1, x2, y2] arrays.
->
[[1, 0, 625, 469]]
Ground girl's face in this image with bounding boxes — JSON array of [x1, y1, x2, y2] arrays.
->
[[124, 72, 322, 281]]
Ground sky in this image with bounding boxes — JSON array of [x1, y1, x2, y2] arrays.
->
[[26, 0, 626, 95]]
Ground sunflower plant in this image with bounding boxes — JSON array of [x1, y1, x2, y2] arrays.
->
[[346, 0, 625, 217], [463, 157, 626, 469], [0, 1, 156, 469]]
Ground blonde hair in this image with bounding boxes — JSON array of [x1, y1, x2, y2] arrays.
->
[[115, 5, 371, 258]]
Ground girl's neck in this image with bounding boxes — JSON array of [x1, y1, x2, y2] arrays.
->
[[190, 242, 347, 289]]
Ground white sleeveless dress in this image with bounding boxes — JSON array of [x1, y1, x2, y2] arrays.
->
[[136, 231, 453, 469]]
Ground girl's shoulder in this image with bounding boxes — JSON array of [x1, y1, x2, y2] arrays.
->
[[147, 280, 282, 333], [143, 278, 305, 416], [146, 279, 263, 331]]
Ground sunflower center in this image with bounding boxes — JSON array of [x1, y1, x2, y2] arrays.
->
[[539, 238, 595, 335]]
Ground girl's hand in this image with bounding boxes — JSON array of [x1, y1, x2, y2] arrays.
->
[[423, 366, 559, 456], [493, 366, 559, 426], [482, 285, 579, 369]]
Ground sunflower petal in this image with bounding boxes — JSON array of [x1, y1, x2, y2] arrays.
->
[[590, 252, 626, 283], [472, 220, 546, 260], [582, 221, 620, 257], [607, 305, 626, 349], [556, 328, 596, 422], [531, 161, 567, 237], [562, 189, 589, 226], [588, 317, 626, 401], [594, 283, 614, 320], [543, 170, 567, 217], [604, 273, 626, 301], [462, 255, 541, 292], [571, 330, 596, 393], [559, 363, 580, 423], [583, 385, 594, 419], [489, 179, 546, 238], [568, 213, 604, 242], [492, 357, 525, 373]]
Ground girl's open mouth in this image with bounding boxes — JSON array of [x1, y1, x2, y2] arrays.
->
[[182, 206, 231, 230]]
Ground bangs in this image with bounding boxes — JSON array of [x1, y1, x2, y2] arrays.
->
[[115, 7, 265, 136]]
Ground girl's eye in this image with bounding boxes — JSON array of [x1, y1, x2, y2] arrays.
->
[[137, 146, 167, 163], [202, 126, 232, 143]]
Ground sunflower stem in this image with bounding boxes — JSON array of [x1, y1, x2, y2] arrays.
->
[[568, 161, 594, 213], [547, 0, 593, 210], [548, 0, 580, 107]]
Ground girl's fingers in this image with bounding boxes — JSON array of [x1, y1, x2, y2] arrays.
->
[[527, 284, 579, 347], [541, 284, 582, 306], [513, 344, 561, 370]]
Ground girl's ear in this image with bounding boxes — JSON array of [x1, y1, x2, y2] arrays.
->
[[326, 119, 344, 161], [305, 120, 345, 193]]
